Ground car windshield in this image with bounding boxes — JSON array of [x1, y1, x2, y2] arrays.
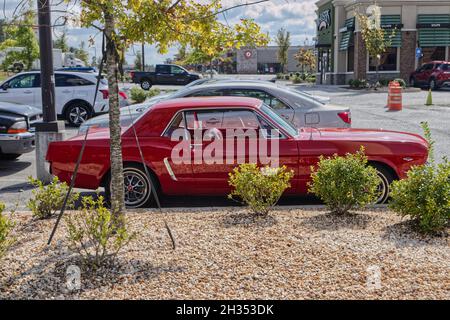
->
[[260, 103, 298, 137]]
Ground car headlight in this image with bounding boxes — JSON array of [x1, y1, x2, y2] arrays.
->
[[7, 120, 28, 134]]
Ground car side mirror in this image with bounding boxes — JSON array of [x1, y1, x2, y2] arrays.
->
[[1, 83, 9, 90]]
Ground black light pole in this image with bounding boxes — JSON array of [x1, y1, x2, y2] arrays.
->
[[141, 43, 145, 71], [35, 0, 64, 182], [37, 0, 56, 123]]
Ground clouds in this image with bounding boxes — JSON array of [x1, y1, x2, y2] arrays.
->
[[2, 0, 318, 65]]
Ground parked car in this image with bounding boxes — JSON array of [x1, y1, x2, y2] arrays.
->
[[409, 61, 450, 90], [79, 81, 340, 133], [47, 96, 428, 208], [130, 64, 201, 90], [0, 102, 42, 160], [0, 71, 129, 126]]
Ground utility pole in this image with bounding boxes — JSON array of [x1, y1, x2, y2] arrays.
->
[[35, 0, 65, 183], [141, 43, 145, 71]]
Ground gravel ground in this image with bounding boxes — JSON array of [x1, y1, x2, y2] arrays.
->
[[0, 208, 449, 300]]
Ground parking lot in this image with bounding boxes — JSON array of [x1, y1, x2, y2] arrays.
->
[[1, 83, 449, 210]]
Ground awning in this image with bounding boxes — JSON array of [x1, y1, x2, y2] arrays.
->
[[418, 15, 450, 46], [381, 15, 402, 47], [339, 18, 355, 51]]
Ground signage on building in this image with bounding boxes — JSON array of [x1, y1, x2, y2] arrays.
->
[[381, 23, 404, 29], [318, 9, 331, 31], [417, 23, 450, 28], [244, 50, 252, 59], [416, 47, 422, 58]]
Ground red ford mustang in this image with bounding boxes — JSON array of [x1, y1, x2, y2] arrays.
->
[[47, 97, 428, 208]]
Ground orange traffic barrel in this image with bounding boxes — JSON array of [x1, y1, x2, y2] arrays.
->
[[387, 81, 402, 111]]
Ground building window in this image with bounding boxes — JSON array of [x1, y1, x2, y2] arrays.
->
[[421, 47, 446, 63], [347, 46, 354, 72], [368, 47, 398, 72]]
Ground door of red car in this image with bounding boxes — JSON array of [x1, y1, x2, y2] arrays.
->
[[184, 108, 299, 194], [416, 63, 434, 84]]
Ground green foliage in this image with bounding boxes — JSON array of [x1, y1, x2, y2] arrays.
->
[[65, 196, 136, 269], [308, 148, 380, 214], [291, 74, 302, 84], [129, 87, 161, 103], [349, 79, 368, 89], [0, 1, 39, 71], [394, 78, 406, 89], [134, 50, 142, 71], [0, 203, 15, 259], [74, 41, 89, 66], [390, 122, 449, 234], [228, 164, 294, 217], [54, 31, 69, 52], [275, 28, 291, 73], [27, 176, 79, 219]]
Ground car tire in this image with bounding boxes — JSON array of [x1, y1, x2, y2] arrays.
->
[[65, 102, 92, 127], [429, 78, 439, 91], [409, 77, 416, 87], [105, 163, 158, 209], [369, 163, 395, 204], [140, 79, 152, 91], [0, 153, 20, 160]]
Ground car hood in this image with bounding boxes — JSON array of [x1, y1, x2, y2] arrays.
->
[[301, 127, 428, 146], [0, 102, 42, 117]]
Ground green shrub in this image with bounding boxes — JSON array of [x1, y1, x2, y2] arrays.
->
[[348, 79, 355, 87], [306, 75, 316, 83], [147, 88, 161, 98], [308, 148, 380, 214], [291, 75, 302, 84], [379, 79, 391, 87], [389, 122, 449, 234], [0, 203, 15, 259], [27, 176, 79, 219], [129, 87, 148, 103], [394, 78, 407, 89], [276, 73, 284, 80], [228, 164, 294, 217], [65, 196, 136, 269]]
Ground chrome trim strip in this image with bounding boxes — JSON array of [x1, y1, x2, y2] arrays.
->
[[0, 132, 35, 141], [163, 157, 178, 181]]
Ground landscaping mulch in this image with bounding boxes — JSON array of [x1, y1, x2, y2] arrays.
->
[[0, 208, 448, 299]]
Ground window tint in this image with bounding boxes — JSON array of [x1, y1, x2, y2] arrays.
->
[[8, 74, 38, 88], [227, 89, 290, 110], [55, 74, 93, 86], [188, 89, 224, 97], [163, 112, 185, 138], [423, 64, 434, 71], [157, 65, 171, 74], [439, 64, 449, 71], [171, 66, 185, 74], [369, 47, 397, 71]]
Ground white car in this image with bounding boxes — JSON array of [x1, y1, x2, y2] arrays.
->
[[0, 71, 129, 126]]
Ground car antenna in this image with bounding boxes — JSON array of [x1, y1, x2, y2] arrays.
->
[[125, 104, 176, 250]]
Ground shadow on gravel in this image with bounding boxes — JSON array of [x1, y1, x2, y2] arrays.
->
[[300, 212, 374, 231], [222, 212, 277, 228], [381, 219, 449, 248], [0, 160, 31, 177]]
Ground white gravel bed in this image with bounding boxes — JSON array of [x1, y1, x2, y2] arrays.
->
[[0, 208, 448, 300]]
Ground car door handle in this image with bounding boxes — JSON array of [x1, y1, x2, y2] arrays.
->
[[62, 90, 71, 94], [23, 90, 33, 94]]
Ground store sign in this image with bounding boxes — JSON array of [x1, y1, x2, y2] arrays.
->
[[381, 23, 403, 29], [417, 23, 450, 28], [244, 50, 252, 59], [318, 9, 331, 31]]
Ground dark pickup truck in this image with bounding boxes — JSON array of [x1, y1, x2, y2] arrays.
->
[[130, 64, 201, 90]]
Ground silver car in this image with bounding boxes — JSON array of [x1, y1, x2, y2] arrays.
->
[[80, 81, 350, 132]]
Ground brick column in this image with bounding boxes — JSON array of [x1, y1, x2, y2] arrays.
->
[[400, 31, 417, 81], [353, 32, 367, 80]]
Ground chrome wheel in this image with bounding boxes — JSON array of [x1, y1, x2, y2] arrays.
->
[[429, 79, 437, 90], [140, 80, 151, 90], [374, 170, 390, 204], [121, 168, 151, 208], [68, 105, 89, 126]]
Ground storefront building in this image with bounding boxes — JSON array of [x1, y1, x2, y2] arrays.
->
[[315, 0, 450, 85]]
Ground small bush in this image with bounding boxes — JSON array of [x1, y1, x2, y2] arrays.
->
[[129, 87, 148, 103], [389, 122, 449, 234], [147, 88, 161, 98], [308, 148, 380, 214], [348, 79, 355, 87], [228, 164, 294, 217], [0, 203, 15, 259], [27, 176, 79, 219], [65, 196, 136, 270], [291, 75, 302, 84], [394, 78, 407, 89], [276, 73, 284, 80]]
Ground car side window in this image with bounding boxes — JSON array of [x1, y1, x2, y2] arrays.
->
[[8, 74, 38, 88], [423, 64, 434, 71], [55, 74, 93, 86], [158, 65, 171, 74], [222, 109, 259, 129], [163, 112, 185, 138], [227, 89, 290, 111], [440, 64, 449, 71], [171, 66, 185, 74], [185, 110, 224, 130], [187, 90, 224, 97]]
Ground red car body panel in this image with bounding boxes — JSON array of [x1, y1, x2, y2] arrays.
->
[[47, 97, 429, 196], [410, 60, 450, 88]]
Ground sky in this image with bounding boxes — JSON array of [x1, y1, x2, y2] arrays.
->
[[2, 0, 318, 66]]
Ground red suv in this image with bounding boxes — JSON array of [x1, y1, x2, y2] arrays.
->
[[410, 61, 450, 90]]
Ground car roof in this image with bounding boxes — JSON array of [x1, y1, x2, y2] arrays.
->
[[151, 96, 263, 111], [184, 81, 278, 90]]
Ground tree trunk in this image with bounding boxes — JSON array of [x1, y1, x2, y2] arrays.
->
[[210, 59, 213, 78], [104, 12, 125, 216]]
